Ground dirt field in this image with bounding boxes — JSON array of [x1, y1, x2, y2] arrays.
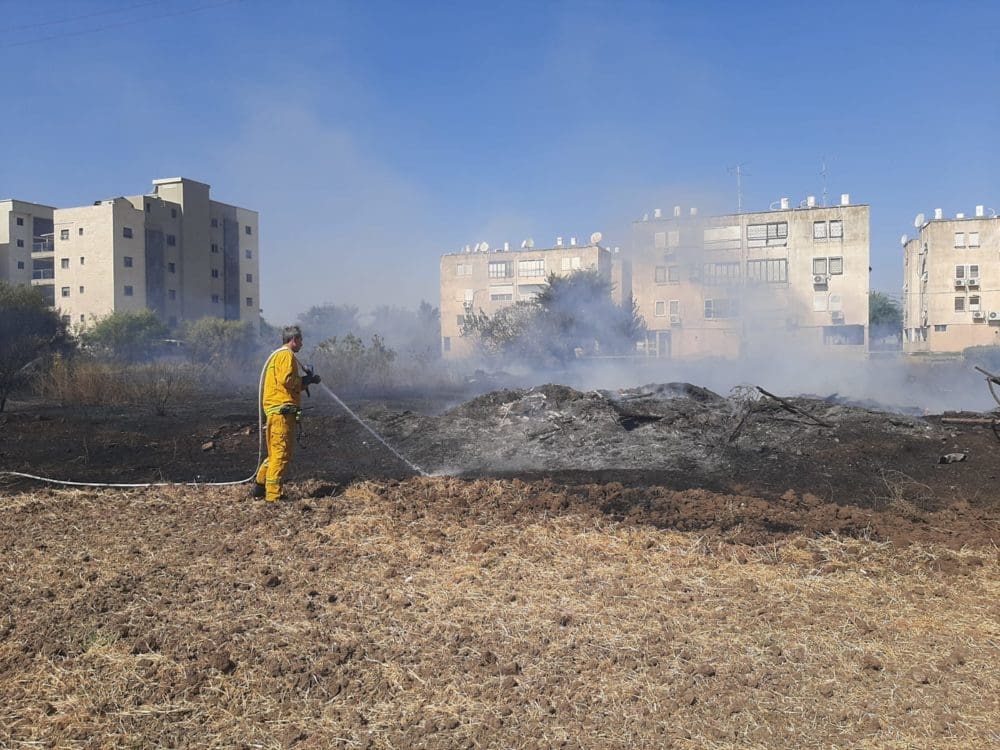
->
[[1, 383, 999, 748]]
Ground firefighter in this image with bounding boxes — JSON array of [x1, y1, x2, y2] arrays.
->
[[250, 325, 321, 501]]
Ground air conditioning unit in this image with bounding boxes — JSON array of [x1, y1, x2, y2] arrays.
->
[[973, 311, 985, 320], [968, 277, 980, 286], [669, 314, 681, 326], [989, 311, 1000, 321], [813, 274, 828, 285], [955, 278, 966, 287], [831, 311, 845, 322]]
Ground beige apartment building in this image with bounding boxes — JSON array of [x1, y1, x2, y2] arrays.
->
[[1, 178, 259, 331], [630, 196, 870, 359], [439, 237, 629, 358], [902, 205, 1000, 354], [0, 199, 55, 296]]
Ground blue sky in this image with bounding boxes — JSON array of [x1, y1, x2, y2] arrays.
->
[[2, 0, 998, 324]]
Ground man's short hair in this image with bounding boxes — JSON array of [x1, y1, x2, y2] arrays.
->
[[282, 325, 302, 344]]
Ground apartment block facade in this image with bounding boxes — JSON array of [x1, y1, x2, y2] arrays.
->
[[902, 206, 1000, 354], [439, 239, 629, 358], [0, 199, 55, 294], [1, 178, 259, 331], [630, 197, 870, 359]]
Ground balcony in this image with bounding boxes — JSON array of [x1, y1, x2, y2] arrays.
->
[[32, 269, 55, 280], [32, 235, 54, 253]]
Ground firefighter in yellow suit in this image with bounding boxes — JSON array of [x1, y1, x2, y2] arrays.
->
[[251, 325, 320, 501]]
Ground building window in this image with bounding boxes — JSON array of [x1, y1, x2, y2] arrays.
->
[[655, 266, 667, 283], [168, 262, 176, 273], [704, 298, 738, 318], [829, 220, 843, 239], [79, 314, 84, 322], [747, 258, 788, 283], [78, 227, 84, 235], [16, 217, 23, 226], [954, 232, 966, 248], [124, 285, 133, 296], [668, 266, 680, 282], [246, 297, 253, 307], [16, 239, 24, 248], [79, 286, 84, 294], [124, 256, 133, 268], [490, 285, 514, 301], [211, 243, 219, 253], [828, 257, 844, 274], [245, 226, 252, 235], [488, 261, 513, 279], [669, 300, 680, 315], [145, 202, 151, 213], [703, 262, 741, 285], [168, 289, 176, 300], [171, 208, 177, 219], [245, 249, 252, 260], [954, 297, 965, 312], [443, 337, 451, 353], [747, 222, 787, 245], [211, 218, 218, 228], [934, 324, 947, 332], [211, 269, 219, 278], [61, 287, 70, 297], [968, 232, 980, 248], [212, 294, 220, 304], [654, 300, 666, 316], [970, 295, 981, 311], [654, 232, 667, 249], [560, 256, 581, 271], [17, 261, 24, 269], [813, 221, 827, 239], [80, 257, 84, 265], [123, 227, 133, 239], [245, 273, 253, 283], [166, 234, 176, 246], [60, 229, 69, 240], [813, 257, 829, 275], [518, 259, 545, 278]]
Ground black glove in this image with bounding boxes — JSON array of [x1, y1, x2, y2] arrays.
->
[[302, 372, 321, 387]]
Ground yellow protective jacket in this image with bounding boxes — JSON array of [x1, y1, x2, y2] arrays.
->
[[261, 347, 304, 416]]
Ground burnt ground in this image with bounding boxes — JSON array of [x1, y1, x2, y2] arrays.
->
[[1, 382, 999, 548]]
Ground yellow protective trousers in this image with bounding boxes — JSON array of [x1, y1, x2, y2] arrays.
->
[[255, 412, 296, 501]]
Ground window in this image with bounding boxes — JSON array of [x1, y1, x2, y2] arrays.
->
[[829, 220, 843, 239], [123, 227, 133, 239], [970, 264, 980, 280], [488, 261, 513, 279], [16, 239, 23, 248], [934, 324, 947, 332], [171, 208, 177, 219], [123, 256, 133, 268], [211, 243, 219, 253], [703, 262, 740, 285], [954, 232, 966, 248], [246, 297, 253, 307], [124, 285, 133, 296], [211, 218, 218, 228], [968, 232, 980, 248], [212, 294, 220, 304], [211, 269, 219, 278], [79, 286, 84, 294], [747, 224, 767, 241], [669, 300, 680, 315], [704, 298, 738, 318], [78, 227, 84, 235], [16, 261, 24, 269], [245, 226, 252, 235], [168, 289, 176, 301], [954, 297, 965, 311], [490, 284, 514, 301], [166, 234, 176, 246], [443, 336, 451, 353], [518, 259, 545, 278], [955, 265, 965, 279], [456, 315, 466, 327], [813, 258, 828, 275], [747, 222, 787, 245], [767, 222, 788, 240], [654, 300, 666, 316], [813, 221, 827, 239], [80, 257, 84, 265], [168, 262, 176, 273], [970, 295, 981, 311], [655, 266, 667, 283], [145, 202, 151, 213], [79, 314, 84, 322], [654, 231, 667, 249], [561, 256, 581, 271], [747, 258, 788, 283], [828, 257, 844, 275], [246, 273, 253, 282], [60, 229, 69, 240], [16, 217, 23, 226], [61, 287, 70, 297], [245, 249, 252, 260], [668, 266, 680, 282]]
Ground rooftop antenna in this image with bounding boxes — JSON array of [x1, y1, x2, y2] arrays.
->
[[727, 163, 749, 214], [820, 156, 829, 207]]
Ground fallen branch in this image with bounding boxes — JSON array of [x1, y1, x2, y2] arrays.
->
[[756, 387, 834, 428]]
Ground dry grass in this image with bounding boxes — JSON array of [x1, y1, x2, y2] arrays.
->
[[0, 478, 997, 749]]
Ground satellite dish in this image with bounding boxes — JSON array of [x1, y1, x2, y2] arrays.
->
[[525, 237, 534, 249], [914, 213, 925, 228], [480, 242, 489, 253], [590, 231, 603, 245], [900, 234, 909, 246], [472, 242, 482, 252], [520, 240, 528, 249]]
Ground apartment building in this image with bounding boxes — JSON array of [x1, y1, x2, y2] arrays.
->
[[902, 205, 1000, 354], [630, 196, 870, 359], [0, 199, 55, 296], [439, 237, 629, 358], [1, 177, 260, 331]]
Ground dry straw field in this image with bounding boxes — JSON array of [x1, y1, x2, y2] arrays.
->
[[1, 477, 997, 749]]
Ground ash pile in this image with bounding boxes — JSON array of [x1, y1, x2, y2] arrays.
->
[[365, 383, 931, 477]]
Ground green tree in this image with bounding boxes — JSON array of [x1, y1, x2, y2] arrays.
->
[[81, 310, 168, 363], [182, 317, 260, 370], [312, 333, 396, 393], [0, 282, 71, 412], [869, 292, 903, 338]]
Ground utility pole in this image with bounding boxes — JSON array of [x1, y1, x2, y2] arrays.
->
[[727, 163, 748, 214]]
